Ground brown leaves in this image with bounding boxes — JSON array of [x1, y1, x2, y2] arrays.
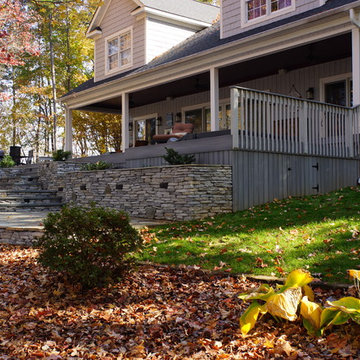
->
[[0, 245, 359, 359]]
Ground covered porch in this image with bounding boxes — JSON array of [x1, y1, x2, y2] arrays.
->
[[63, 7, 360, 160]]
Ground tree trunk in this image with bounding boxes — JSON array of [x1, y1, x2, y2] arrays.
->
[[49, 11, 57, 152]]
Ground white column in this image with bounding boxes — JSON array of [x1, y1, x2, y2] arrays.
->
[[64, 105, 73, 153], [210, 67, 220, 131], [121, 92, 130, 152], [352, 26, 360, 106]]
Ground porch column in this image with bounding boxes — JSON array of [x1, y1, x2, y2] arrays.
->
[[210, 67, 220, 131], [64, 105, 73, 153], [121, 92, 130, 152], [352, 26, 360, 106]]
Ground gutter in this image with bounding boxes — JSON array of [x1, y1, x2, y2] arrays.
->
[[61, 0, 360, 103]]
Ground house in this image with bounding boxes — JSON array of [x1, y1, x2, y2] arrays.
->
[[60, 0, 360, 211]]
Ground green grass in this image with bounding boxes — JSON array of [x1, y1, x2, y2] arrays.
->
[[138, 187, 360, 283]]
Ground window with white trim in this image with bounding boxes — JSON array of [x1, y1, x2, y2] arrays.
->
[[244, 0, 293, 23], [106, 29, 132, 73]]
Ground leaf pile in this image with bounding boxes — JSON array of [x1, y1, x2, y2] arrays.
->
[[0, 245, 359, 359]]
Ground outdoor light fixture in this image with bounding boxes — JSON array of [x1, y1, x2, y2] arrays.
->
[[306, 87, 315, 100]]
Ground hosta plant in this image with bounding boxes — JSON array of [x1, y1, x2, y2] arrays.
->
[[239, 269, 313, 335], [239, 268, 360, 337]]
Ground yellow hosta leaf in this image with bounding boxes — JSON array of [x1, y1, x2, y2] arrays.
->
[[240, 301, 267, 335], [238, 284, 275, 302], [348, 269, 360, 280], [303, 285, 315, 302], [300, 296, 322, 334], [266, 287, 302, 321], [327, 297, 360, 314], [282, 269, 313, 292]]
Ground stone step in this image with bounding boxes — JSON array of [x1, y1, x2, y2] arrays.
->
[[0, 203, 62, 212], [0, 196, 62, 205], [0, 190, 57, 195]]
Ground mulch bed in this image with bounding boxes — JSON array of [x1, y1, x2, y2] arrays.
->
[[0, 245, 359, 359]]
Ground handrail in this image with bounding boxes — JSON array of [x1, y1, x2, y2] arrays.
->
[[230, 85, 352, 110], [230, 86, 359, 158]]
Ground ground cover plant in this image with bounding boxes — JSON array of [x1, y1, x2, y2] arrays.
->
[[139, 187, 360, 283], [0, 155, 15, 168], [0, 245, 359, 359]]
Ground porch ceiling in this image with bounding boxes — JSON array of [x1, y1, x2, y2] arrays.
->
[[77, 33, 351, 113]]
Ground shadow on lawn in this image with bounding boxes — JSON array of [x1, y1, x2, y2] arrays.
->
[[156, 187, 360, 239]]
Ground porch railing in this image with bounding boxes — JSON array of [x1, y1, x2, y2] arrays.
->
[[230, 87, 360, 158]]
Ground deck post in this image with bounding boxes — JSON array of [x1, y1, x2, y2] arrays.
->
[[121, 92, 130, 152], [210, 67, 220, 132], [64, 105, 73, 154], [299, 101, 308, 154], [230, 87, 239, 149], [352, 26, 360, 106]]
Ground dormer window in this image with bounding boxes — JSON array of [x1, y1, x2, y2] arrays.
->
[[105, 27, 132, 74], [242, 0, 294, 25]]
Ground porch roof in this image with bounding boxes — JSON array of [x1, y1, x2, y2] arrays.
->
[[62, 0, 359, 101]]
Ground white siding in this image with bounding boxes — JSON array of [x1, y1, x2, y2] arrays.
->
[[94, 0, 145, 82], [146, 17, 196, 63], [129, 58, 352, 139], [222, 0, 321, 39]]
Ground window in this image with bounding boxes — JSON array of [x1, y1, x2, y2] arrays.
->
[[320, 74, 353, 107], [106, 28, 132, 74], [243, 0, 294, 25], [183, 103, 231, 133]]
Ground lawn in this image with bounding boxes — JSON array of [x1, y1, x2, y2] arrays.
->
[[139, 187, 360, 283]]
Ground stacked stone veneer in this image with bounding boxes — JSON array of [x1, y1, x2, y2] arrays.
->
[[0, 228, 43, 246], [39, 163, 233, 221]]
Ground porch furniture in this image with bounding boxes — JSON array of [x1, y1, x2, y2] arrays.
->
[[9, 146, 21, 165], [21, 150, 34, 165], [135, 140, 149, 147], [153, 123, 194, 143]]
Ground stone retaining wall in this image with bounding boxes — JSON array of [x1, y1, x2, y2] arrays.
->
[[0, 228, 43, 246], [40, 164, 233, 221]]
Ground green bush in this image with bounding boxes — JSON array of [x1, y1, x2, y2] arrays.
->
[[81, 161, 111, 171], [0, 155, 15, 168], [163, 147, 195, 165], [37, 205, 143, 288], [52, 149, 72, 161]]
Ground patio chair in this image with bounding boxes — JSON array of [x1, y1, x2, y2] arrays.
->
[[21, 149, 34, 165], [153, 123, 194, 143]]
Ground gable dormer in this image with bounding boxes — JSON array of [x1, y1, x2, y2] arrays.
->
[[221, 0, 326, 39], [87, 0, 219, 82]]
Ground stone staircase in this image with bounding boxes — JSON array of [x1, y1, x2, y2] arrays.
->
[[0, 165, 63, 212]]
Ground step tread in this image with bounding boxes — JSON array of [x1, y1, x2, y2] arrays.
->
[[0, 203, 62, 208], [0, 190, 56, 194]]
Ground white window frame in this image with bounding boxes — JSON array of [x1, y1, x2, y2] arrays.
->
[[320, 73, 352, 107], [105, 27, 133, 75], [241, 0, 295, 28]]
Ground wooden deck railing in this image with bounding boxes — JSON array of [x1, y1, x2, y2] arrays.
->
[[230, 87, 359, 158]]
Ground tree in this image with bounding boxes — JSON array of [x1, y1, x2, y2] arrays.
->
[[0, 0, 39, 68]]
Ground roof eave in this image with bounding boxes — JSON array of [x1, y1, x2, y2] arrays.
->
[[63, 1, 360, 103]]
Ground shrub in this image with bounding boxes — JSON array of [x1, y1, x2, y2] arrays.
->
[[37, 205, 143, 288], [0, 155, 15, 168], [81, 161, 111, 171], [163, 147, 195, 165], [52, 149, 72, 161]]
